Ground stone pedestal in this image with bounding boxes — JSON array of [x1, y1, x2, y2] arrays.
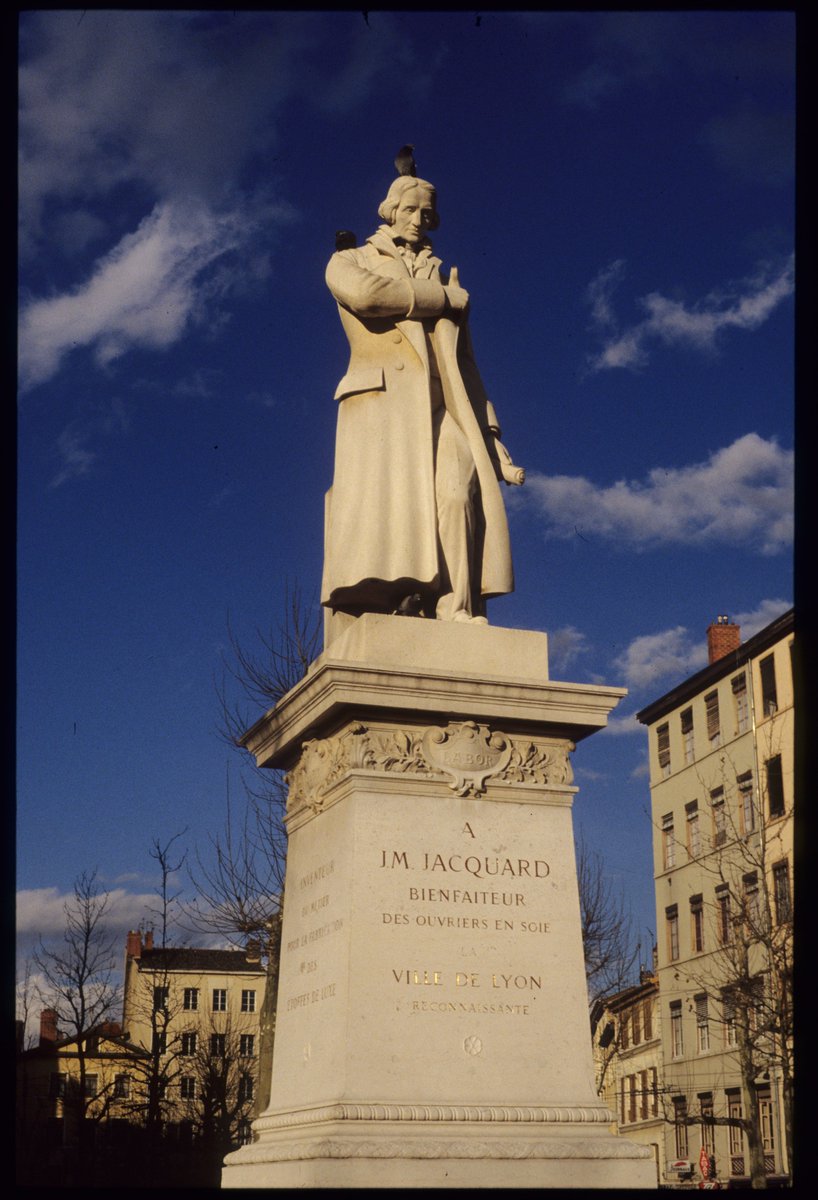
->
[[222, 616, 655, 1188]]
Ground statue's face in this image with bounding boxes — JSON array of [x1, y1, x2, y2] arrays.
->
[[391, 185, 436, 245]]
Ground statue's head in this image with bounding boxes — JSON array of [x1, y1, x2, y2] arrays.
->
[[378, 176, 440, 241]]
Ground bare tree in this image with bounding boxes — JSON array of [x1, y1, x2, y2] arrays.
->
[[15, 957, 38, 1050], [576, 829, 643, 1007], [123, 834, 190, 1152], [217, 582, 322, 743], [190, 583, 321, 1119], [670, 745, 794, 1188], [186, 783, 284, 1116], [176, 1012, 258, 1163], [32, 870, 121, 1158]]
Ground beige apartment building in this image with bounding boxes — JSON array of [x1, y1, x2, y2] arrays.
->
[[636, 609, 794, 1187], [17, 934, 268, 1186], [591, 971, 663, 1185], [121, 930, 268, 1142]]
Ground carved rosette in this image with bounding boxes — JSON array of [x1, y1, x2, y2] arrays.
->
[[285, 721, 574, 814]]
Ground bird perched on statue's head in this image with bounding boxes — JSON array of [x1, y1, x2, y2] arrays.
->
[[335, 230, 357, 251], [394, 144, 417, 177]]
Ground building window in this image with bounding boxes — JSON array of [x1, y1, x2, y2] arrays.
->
[[772, 860, 792, 923], [50, 1072, 67, 1098], [114, 1074, 130, 1099], [643, 999, 653, 1041], [240, 1033, 256, 1058], [686, 800, 701, 857], [704, 690, 721, 747], [716, 885, 732, 945], [695, 994, 710, 1053], [627, 1074, 637, 1123], [690, 894, 705, 953], [180, 1076, 196, 1101], [732, 672, 749, 733], [183, 987, 199, 1011], [722, 990, 737, 1046], [748, 977, 765, 1036], [673, 1096, 688, 1158], [666, 904, 679, 962], [727, 1090, 743, 1152], [640, 1068, 649, 1120], [631, 1004, 641, 1045], [238, 1073, 254, 1103], [650, 1067, 658, 1116], [759, 653, 778, 716], [620, 1014, 629, 1049], [181, 1031, 198, 1057], [670, 1001, 683, 1058], [84, 1074, 99, 1097], [758, 1089, 775, 1154], [241, 989, 256, 1013], [738, 771, 755, 834], [657, 723, 671, 777], [681, 707, 694, 764], [743, 872, 761, 933], [211, 1033, 226, 1057], [212, 988, 227, 1012], [661, 813, 676, 869], [766, 755, 785, 818], [153, 985, 169, 1012], [699, 1093, 715, 1154], [153, 1030, 167, 1055], [710, 786, 726, 847], [238, 1119, 253, 1145]]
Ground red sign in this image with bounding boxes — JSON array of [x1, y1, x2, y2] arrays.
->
[[699, 1147, 710, 1178]]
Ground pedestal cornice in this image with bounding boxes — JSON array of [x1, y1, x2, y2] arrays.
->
[[240, 617, 625, 770]]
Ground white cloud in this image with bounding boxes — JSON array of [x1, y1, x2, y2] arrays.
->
[[601, 711, 645, 736], [702, 105, 794, 186], [19, 198, 271, 392], [16, 885, 158, 940], [547, 625, 590, 672], [17, 10, 415, 395], [48, 397, 130, 488], [732, 598, 792, 641], [585, 255, 794, 372], [611, 597, 791, 692], [524, 433, 793, 555], [18, 12, 314, 249], [613, 626, 708, 691]]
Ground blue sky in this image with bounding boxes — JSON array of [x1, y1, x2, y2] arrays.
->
[[17, 10, 794, 979]]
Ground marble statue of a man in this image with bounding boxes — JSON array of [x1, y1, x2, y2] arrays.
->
[[321, 173, 524, 629]]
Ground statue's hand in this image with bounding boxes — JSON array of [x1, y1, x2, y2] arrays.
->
[[443, 265, 469, 313], [488, 432, 526, 486]]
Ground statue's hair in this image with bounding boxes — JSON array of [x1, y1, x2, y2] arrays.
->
[[377, 176, 440, 230]]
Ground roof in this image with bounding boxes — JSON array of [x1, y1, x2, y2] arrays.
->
[[19, 1025, 150, 1061], [134, 946, 265, 973], [636, 607, 794, 726], [590, 977, 658, 1030]]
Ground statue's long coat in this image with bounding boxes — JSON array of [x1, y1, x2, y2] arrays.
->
[[321, 227, 513, 612]]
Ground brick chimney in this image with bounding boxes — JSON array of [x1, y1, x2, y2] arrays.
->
[[126, 930, 142, 959], [707, 615, 740, 663], [144, 929, 154, 951], [39, 1008, 59, 1046]]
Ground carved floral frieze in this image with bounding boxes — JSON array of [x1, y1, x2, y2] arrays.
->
[[285, 720, 573, 814]]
